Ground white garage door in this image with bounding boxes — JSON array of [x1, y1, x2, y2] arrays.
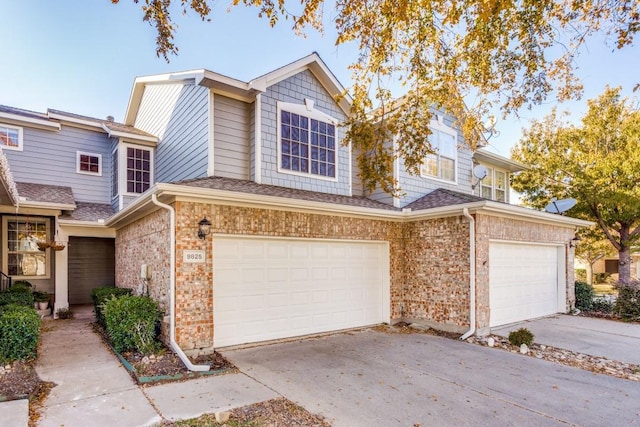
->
[[489, 242, 562, 327], [213, 237, 389, 347]]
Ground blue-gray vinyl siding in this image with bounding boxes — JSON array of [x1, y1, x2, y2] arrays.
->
[[134, 82, 209, 183], [213, 94, 250, 180], [260, 69, 350, 196], [3, 125, 112, 204]]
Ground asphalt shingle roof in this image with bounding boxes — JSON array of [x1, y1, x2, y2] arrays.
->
[[404, 188, 486, 210], [16, 182, 76, 206], [173, 176, 401, 211], [59, 202, 115, 222]]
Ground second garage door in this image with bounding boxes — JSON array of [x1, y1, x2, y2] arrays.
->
[[213, 237, 389, 347], [489, 242, 563, 327]]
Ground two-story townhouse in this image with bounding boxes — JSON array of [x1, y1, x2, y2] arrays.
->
[[0, 53, 590, 367], [103, 53, 590, 360], [0, 105, 157, 309]]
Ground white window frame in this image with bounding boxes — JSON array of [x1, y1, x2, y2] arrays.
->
[[419, 120, 458, 184], [276, 100, 339, 182], [2, 217, 51, 280], [0, 123, 23, 151], [111, 147, 119, 199], [114, 142, 154, 196], [477, 164, 509, 203], [76, 151, 102, 176]]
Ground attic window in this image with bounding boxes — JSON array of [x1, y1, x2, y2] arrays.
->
[[0, 124, 23, 151], [76, 151, 102, 176]]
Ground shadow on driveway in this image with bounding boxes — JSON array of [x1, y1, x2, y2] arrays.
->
[[224, 329, 640, 427]]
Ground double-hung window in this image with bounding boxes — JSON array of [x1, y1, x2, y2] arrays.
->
[[478, 166, 508, 202], [278, 102, 337, 179], [420, 127, 457, 182], [0, 124, 22, 151]]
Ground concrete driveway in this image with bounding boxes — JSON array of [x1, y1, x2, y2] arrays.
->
[[492, 314, 640, 365], [224, 329, 640, 427]]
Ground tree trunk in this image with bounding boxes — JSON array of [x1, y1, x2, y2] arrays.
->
[[619, 246, 632, 284], [587, 263, 594, 286]]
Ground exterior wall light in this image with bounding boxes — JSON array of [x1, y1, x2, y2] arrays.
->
[[569, 235, 581, 248], [197, 217, 212, 240]]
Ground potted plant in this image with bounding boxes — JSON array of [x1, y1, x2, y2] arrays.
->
[[33, 291, 49, 309]]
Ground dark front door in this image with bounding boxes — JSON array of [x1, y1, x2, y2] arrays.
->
[[68, 237, 115, 304]]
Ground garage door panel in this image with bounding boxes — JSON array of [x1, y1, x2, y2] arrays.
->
[[214, 237, 387, 347], [490, 242, 560, 327]]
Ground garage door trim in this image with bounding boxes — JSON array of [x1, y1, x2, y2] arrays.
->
[[488, 240, 565, 327]]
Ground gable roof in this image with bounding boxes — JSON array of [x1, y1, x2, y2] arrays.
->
[[125, 52, 350, 125]]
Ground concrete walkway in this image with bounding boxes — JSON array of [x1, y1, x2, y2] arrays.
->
[[492, 314, 640, 365], [0, 306, 278, 427]]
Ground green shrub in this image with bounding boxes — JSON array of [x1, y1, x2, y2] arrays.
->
[[8, 281, 33, 293], [614, 281, 640, 321], [91, 287, 132, 327], [103, 295, 161, 354], [574, 281, 594, 311], [0, 304, 41, 362], [0, 290, 34, 307], [508, 328, 535, 347], [591, 297, 614, 313]]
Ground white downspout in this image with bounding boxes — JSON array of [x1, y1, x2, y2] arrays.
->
[[460, 208, 476, 340], [152, 194, 210, 371]]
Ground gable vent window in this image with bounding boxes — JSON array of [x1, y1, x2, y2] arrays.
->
[[0, 124, 23, 151], [76, 151, 102, 176], [126, 147, 151, 193], [279, 105, 337, 179]]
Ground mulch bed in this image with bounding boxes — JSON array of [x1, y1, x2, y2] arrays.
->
[[92, 323, 237, 384], [159, 397, 331, 426], [0, 360, 41, 400]]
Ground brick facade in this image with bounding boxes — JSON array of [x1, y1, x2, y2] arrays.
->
[[115, 202, 578, 353]]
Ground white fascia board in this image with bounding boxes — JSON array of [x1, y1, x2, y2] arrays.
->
[[477, 202, 593, 228], [57, 219, 116, 234], [473, 149, 526, 172], [0, 112, 61, 131], [47, 112, 103, 131], [101, 124, 158, 144], [18, 201, 77, 211]]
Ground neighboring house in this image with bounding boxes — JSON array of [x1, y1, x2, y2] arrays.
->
[[575, 255, 640, 283], [0, 53, 590, 357]]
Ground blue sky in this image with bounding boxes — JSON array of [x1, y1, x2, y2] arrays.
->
[[1, 1, 639, 156]]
